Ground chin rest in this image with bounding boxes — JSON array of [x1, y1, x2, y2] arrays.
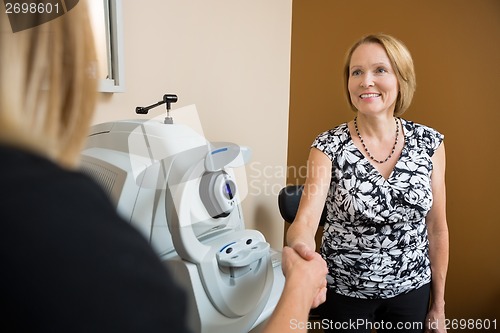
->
[[277, 185, 327, 226]]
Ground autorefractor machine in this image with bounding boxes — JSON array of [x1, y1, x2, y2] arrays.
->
[[79, 95, 285, 333]]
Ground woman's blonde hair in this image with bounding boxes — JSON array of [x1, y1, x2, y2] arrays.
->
[[0, 2, 97, 167], [343, 33, 416, 116]]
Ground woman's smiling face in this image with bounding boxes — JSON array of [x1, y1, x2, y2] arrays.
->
[[348, 42, 400, 116]]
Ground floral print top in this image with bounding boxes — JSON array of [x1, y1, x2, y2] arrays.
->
[[311, 119, 444, 299]]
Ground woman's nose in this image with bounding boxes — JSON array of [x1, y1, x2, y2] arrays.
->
[[360, 74, 374, 88]]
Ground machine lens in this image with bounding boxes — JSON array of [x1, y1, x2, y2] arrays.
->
[[223, 180, 236, 200]]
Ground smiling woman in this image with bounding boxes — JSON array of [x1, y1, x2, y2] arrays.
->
[[347, 43, 400, 118], [286, 33, 449, 333], [344, 34, 416, 117]]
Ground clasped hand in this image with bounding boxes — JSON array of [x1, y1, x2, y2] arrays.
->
[[281, 243, 328, 309]]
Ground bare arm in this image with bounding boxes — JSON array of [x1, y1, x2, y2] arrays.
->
[[286, 148, 332, 254], [262, 246, 328, 333], [264, 147, 330, 333], [425, 143, 449, 333]]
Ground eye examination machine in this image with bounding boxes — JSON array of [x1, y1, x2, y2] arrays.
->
[[79, 95, 285, 333]]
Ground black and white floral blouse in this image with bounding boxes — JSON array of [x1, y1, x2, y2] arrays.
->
[[312, 119, 444, 299]]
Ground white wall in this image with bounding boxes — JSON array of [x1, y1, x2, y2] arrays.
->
[[92, 0, 292, 248]]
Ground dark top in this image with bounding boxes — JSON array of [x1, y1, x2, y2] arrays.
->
[[0, 145, 191, 332], [312, 119, 444, 299]]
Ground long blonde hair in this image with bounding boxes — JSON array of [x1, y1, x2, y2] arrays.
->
[[0, 1, 97, 167]]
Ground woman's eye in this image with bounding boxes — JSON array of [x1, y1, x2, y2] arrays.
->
[[376, 67, 388, 74], [351, 69, 362, 76]]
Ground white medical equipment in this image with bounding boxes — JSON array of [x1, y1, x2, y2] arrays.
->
[[79, 110, 284, 333]]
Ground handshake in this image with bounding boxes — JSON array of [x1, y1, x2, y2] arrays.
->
[[262, 242, 328, 333], [281, 242, 329, 309]]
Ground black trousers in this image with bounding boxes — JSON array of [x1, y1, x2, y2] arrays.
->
[[317, 283, 431, 333]]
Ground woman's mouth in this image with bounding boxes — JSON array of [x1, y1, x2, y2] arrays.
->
[[360, 93, 381, 99]]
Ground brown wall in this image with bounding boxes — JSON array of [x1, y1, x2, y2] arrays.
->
[[288, 0, 500, 323]]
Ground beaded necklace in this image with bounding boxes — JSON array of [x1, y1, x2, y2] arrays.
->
[[354, 117, 399, 164]]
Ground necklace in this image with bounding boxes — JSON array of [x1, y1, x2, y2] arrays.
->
[[354, 116, 400, 164]]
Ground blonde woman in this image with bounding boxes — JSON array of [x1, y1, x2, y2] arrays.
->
[[287, 34, 449, 333], [0, 3, 327, 332], [0, 3, 195, 332]]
